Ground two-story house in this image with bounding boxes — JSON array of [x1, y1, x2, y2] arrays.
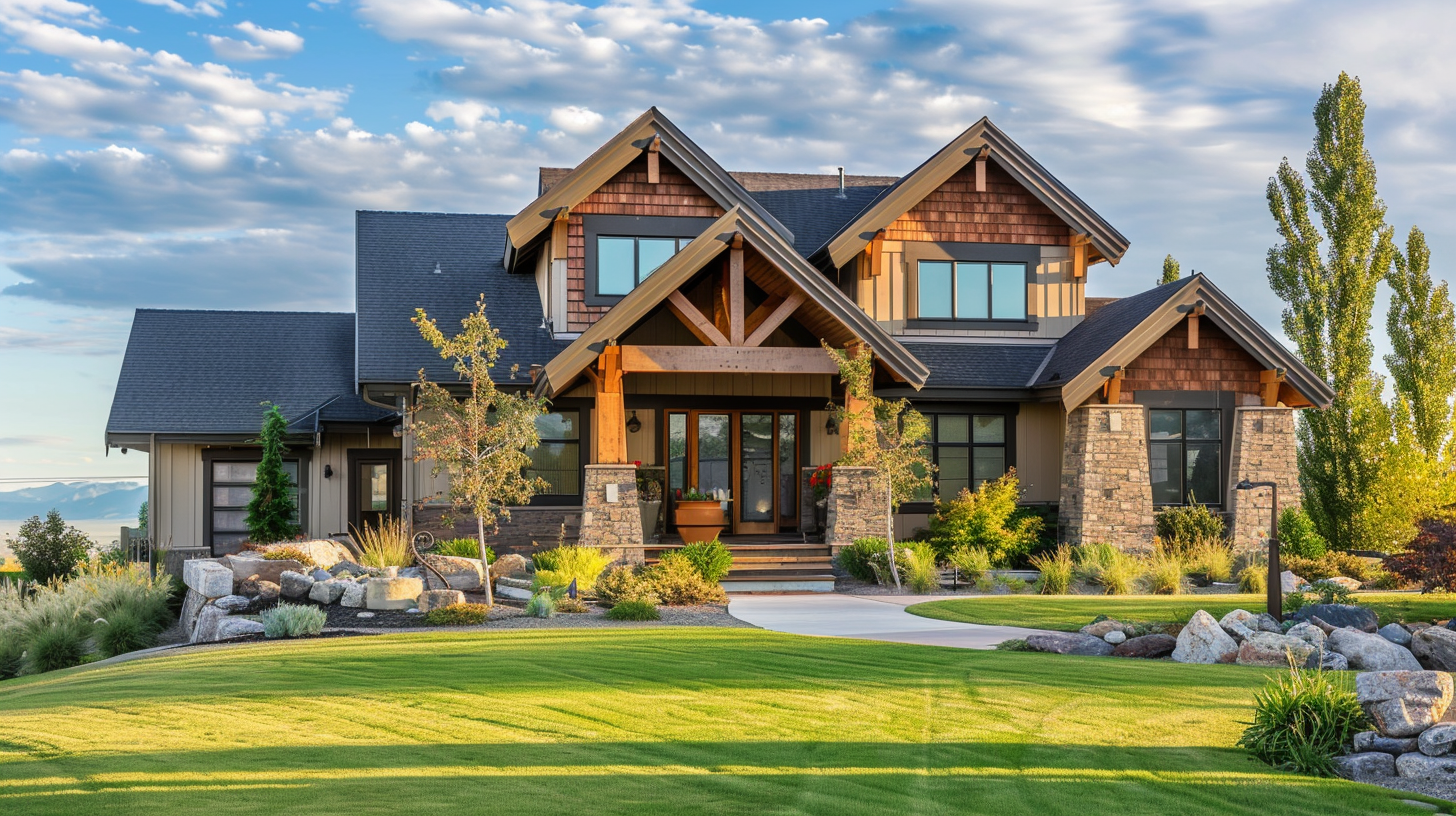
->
[[106, 108, 1331, 590]]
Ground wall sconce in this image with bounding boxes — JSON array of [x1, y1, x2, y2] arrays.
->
[[324, 464, 333, 479], [825, 415, 839, 435], [626, 411, 642, 434]]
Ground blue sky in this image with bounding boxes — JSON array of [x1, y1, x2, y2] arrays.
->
[[0, 0, 1453, 487]]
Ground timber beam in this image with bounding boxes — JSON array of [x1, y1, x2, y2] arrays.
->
[[619, 345, 838, 375]]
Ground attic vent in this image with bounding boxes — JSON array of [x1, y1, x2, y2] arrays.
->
[[433, 263, 442, 274]]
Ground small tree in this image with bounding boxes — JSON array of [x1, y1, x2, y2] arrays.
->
[[6, 509, 91, 583], [1159, 254, 1181, 285], [246, 403, 300, 544], [824, 342, 934, 587], [411, 297, 548, 605]]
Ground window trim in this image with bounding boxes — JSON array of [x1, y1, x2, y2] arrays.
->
[[526, 409, 584, 505], [202, 447, 310, 556], [1138, 390, 1237, 508], [900, 408, 1018, 510], [582, 214, 719, 306], [904, 241, 1040, 327]]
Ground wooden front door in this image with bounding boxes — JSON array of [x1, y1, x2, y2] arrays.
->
[[665, 410, 798, 534], [347, 449, 400, 534]]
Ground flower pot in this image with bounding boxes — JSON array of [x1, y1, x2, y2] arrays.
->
[[674, 499, 725, 544], [639, 500, 662, 540]]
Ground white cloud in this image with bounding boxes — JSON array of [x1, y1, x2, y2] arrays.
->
[[206, 20, 305, 61], [136, 0, 224, 18], [425, 99, 498, 129], [547, 105, 603, 135]]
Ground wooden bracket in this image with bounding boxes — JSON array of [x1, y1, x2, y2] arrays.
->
[[1070, 234, 1089, 279], [868, 229, 886, 277], [1260, 368, 1286, 407], [744, 290, 805, 347], [667, 290, 731, 347], [1102, 369, 1124, 404], [550, 206, 570, 262], [646, 134, 661, 184], [974, 145, 989, 192], [1186, 303, 1204, 349]]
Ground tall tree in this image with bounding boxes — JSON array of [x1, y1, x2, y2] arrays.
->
[[1266, 72, 1396, 551], [411, 297, 548, 606], [246, 403, 300, 544], [1386, 226, 1456, 462], [1159, 254, 1181, 285]]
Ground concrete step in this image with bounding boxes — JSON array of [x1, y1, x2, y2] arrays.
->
[[721, 572, 836, 593], [725, 560, 833, 572]]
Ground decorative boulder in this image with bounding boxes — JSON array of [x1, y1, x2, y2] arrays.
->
[[1380, 623, 1414, 647], [1332, 752, 1395, 781], [1356, 671, 1454, 737], [1330, 629, 1422, 672], [1419, 723, 1456, 757], [1079, 618, 1134, 639], [1236, 631, 1319, 668], [1412, 627, 1456, 672], [490, 553, 530, 579], [1253, 613, 1283, 634], [223, 555, 303, 586], [1353, 730, 1420, 756], [1321, 651, 1350, 671], [340, 582, 366, 608], [1112, 633, 1177, 659], [330, 561, 368, 577], [310, 568, 333, 583], [191, 605, 228, 643], [421, 555, 486, 591], [254, 539, 354, 570], [213, 595, 252, 612], [214, 617, 266, 640], [1171, 610, 1239, 664], [1291, 604, 1378, 633], [180, 589, 208, 637], [1285, 621, 1326, 651], [1218, 609, 1258, 643], [309, 579, 346, 605], [1025, 632, 1114, 657], [495, 576, 534, 601], [1324, 576, 1363, 591], [1396, 752, 1456, 780], [182, 559, 234, 599], [1104, 631, 1127, 645], [417, 589, 467, 613], [1280, 570, 1304, 592], [279, 570, 314, 600], [238, 579, 281, 603], [365, 576, 424, 610]]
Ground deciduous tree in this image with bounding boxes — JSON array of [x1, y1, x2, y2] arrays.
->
[[1386, 226, 1456, 463]]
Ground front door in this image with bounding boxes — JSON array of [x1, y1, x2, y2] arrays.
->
[[665, 410, 798, 534], [347, 449, 400, 534]]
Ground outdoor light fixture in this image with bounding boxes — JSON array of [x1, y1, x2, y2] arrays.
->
[[1235, 478, 1281, 621], [324, 464, 333, 479], [825, 415, 839, 435], [626, 411, 642, 434]]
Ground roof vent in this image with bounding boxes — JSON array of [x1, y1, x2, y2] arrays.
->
[[433, 262, 442, 274], [836, 167, 847, 199]]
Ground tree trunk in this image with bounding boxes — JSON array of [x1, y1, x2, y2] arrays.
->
[[477, 514, 494, 606], [885, 479, 901, 589]]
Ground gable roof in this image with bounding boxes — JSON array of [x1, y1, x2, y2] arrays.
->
[[538, 205, 930, 397], [106, 309, 393, 440], [820, 118, 1130, 269], [355, 210, 569, 386], [1035, 274, 1334, 409], [504, 108, 793, 269]]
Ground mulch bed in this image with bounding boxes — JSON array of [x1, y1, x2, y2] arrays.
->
[[326, 598, 753, 632]]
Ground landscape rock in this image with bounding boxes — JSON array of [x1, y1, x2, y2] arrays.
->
[[1420, 723, 1456, 757], [1024, 632, 1115, 657], [1286, 621, 1326, 651], [182, 559, 234, 598], [1309, 616, 1338, 635], [214, 617, 266, 640], [1291, 604, 1379, 633], [240, 579, 281, 603], [417, 589, 467, 613], [1324, 576, 1363, 592], [421, 555, 486, 591], [279, 570, 314, 599], [1353, 730, 1420, 756], [213, 595, 252, 612], [490, 553, 529, 579], [180, 588, 208, 637], [1280, 570, 1304, 592], [1332, 751, 1396, 781], [1356, 671, 1454, 737], [1171, 610, 1239, 664], [1322, 651, 1350, 671], [1236, 631, 1319, 668], [1080, 618, 1134, 639], [223, 556, 303, 586], [1412, 626, 1456, 672], [1410, 622, 1433, 633], [400, 567, 423, 580], [1396, 752, 1456, 780], [1380, 623, 1414, 647], [1112, 633, 1177, 659], [1254, 613, 1284, 634], [310, 568, 333, 583], [191, 605, 228, 643], [340, 582, 366, 608], [365, 576, 424, 610], [1329, 629, 1422, 672], [329, 561, 368, 577], [1103, 631, 1127, 645], [308, 579, 346, 605], [283, 539, 356, 569], [1218, 609, 1259, 642], [495, 576, 534, 601], [356, 611, 375, 618]]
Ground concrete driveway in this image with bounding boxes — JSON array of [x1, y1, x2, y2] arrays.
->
[[728, 593, 1055, 649]]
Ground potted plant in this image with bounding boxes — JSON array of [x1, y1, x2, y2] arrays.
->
[[635, 463, 664, 541], [675, 486, 726, 544], [810, 463, 833, 534]]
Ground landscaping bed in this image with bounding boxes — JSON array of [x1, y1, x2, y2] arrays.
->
[[326, 599, 751, 630]]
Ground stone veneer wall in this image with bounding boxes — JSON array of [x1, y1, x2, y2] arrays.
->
[[800, 467, 817, 534], [825, 466, 887, 552], [413, 504, 578, 558], [1226, 407, 1302, 556], [1059, 405, 1154, 547], [579, 464, 645, 565]]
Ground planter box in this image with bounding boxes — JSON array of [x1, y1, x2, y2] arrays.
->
[[675, 500, 725, 544], [639, 500, 662, 541]]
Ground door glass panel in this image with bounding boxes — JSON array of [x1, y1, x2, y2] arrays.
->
[[1150, 410, 1182, 440], [213, 462, 257, 482], [778, 414, 797, 524], [212, 486, 252, 506], [1150, 441, 1181, 504], [937, 415, 969, 443], [638, 238, 678, 279], [973, 415, 1005, 444], [1186, 410, 1220, 440], [213, 510, 248, 530], [363, 464, 389, 512], [1186, 442, 1221, 504], [938, 448, 969, 498], [740, 414, 774, 523], [696, 414, 730, 498], [668, 413, 687, 493], [955, 262, 989, 319], [918, 261, 952, 318], [990, 263, 1026, 319], [597, 236, 636, 295]]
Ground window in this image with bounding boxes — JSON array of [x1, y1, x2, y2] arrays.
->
[[583, 215, 718, 305], [596, 236, 694, 296], [916, 261, 1027, 321], [208, 459, 300, 552], [912, 413, 1010, 500], [527, 411, 581, 496], [1149, 409, 1221, 505]]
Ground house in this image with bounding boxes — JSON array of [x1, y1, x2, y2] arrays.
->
[[106, 108, 1332, 588]]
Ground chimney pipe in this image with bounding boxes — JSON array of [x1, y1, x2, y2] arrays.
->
[[836, 166, 847, 199]]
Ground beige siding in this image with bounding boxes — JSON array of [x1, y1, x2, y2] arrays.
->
[[894, 512, 929, 540], [808, 410, 842, 466], [310, 432, 403, 538], [624, 408, 659, 466], [1016, 401, 1065, 503], [152, 443, 204, 550]]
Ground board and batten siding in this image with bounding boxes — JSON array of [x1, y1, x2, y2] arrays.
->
[[309, 432, 404, 539], [150, 443, 205, 550], [1015, 401, 1064, 503]]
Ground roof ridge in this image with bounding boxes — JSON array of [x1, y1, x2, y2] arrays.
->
[[357, 210, 511, 218], [135, 308, 354, 316]]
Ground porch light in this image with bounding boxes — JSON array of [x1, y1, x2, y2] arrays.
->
[[825, 415, 839, 435], [1234, 479, 1281, 621], [626, 411, 641, 434]]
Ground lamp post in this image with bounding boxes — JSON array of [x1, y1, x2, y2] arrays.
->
[[1235, 479, 1280, 621]]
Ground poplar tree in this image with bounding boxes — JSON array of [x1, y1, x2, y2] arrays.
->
[[1159, 254, 1181, 285], [1385, 226, 1456, 462], [246, 403, 300, 544], [1266, 72, 1396, 551]]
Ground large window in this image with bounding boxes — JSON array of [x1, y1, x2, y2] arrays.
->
[[527, 411, 581, 496], [1149, 408, 1221, 506], [916, 260, 1027, 321], [596, 236, 695, 296], [913, 413, 1010, 500], [207, 458, 301, 552]]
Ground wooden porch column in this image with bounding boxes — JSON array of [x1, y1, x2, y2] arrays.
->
[[592, 346, 627, 464]]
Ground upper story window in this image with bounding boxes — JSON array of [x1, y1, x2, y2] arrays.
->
[[916, 261, 1027, 321], [583, 214, 719, 306], [1149, 408, 1221, 506]]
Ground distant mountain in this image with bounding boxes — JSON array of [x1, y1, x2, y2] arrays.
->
[[0, 482, 147, 521]]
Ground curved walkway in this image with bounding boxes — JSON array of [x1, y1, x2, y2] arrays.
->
[[728, 593, 1055, 649]]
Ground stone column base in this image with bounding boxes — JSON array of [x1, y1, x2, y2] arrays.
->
[[1058, 404, 1154, 548], [579, 464, 644, 564], [826, 466, 888, 547]]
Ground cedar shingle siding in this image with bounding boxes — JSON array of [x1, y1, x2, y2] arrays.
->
[[1119, 319, 1264, 402], [887, 162, 1070, 245]]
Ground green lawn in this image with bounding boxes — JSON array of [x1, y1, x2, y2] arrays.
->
[[0, 629, 1438, 815], [906, 592, 1456, 632]]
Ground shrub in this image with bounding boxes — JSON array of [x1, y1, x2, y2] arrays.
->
[[532, 545, 613, 592], [1030, 545, 1076, 595], [1239, 564, 1267, 595], [5, 510, 91, 583], [1279, 506, 1328, 559], [260, 603, 327, 638], [0, 630, 24, 679], [95, 605, 162, 658], [23, 615, 90, 674], [1283, 590, 1310, 616], [1238, 668, 1366, 776], [1307, 579, 1354, 606], [556, 596, 590, 614], [974, 574, 996, 593], [353, 517, 412, 568], [525, 590, 557, 618], [923, 471, 1042, 566], [1076, 543, 1139, 595], [1003, 577, 1029, 594], [837, 537, 888, 582], [901, 542, 941, 594], [593, 566, 659, 607], [1186, 540, 1234, 584], [434, 538, 495, 562], [260, 545, 318, 569], [678, 538, 733, 583], [1142, 546, 1187, 595], [994, 638, 1032, 652], [1385, 517, 1456, 592], [644, 554, 728, 605], [1153, 502, 1226, 555], [422, 603, 491, 626], [606, 599, 660, 621], [246, 403, 301, 544], [946, 545, 992, 582], [1285, 551, 1376, 584]]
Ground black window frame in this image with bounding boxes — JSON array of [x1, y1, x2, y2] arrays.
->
[[905, 409, 1018, 506], [525, 409, 583, 504], [905, 241, 1040, 330], [202, 447, 310, 556], [1139, 391, 1237, 509], [583, 214, 719, 306]]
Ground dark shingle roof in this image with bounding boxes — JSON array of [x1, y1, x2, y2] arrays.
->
[[107, 310, 392, 435], [901, 342, 1054, 390], [355, 211, 568, 385], [1033, 277, 1190, 386]]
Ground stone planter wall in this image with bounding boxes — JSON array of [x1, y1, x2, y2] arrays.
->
[[412, 504, 579, 557], [1058, 404, 1154, 547], [1226, 406, 1302, 556], [579, 464, 645, 565], [825, 466, 888, 553]]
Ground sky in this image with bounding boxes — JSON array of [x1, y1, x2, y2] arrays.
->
[[0, 0, 1454, 489]]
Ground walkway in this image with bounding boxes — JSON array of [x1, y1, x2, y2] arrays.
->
[[727, 593, 1055, 649]]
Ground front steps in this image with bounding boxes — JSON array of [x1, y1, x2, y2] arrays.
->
[[646, 539, 836, 593]]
